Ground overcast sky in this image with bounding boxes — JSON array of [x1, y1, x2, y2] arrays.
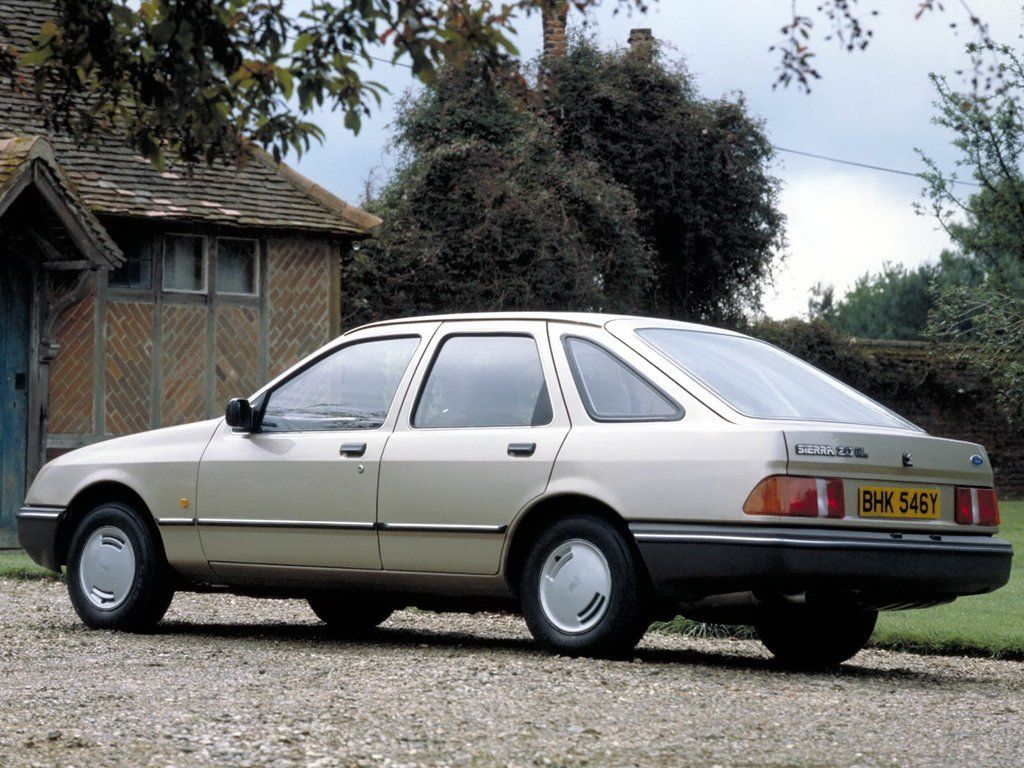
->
[[290, 1, 1022, 320]]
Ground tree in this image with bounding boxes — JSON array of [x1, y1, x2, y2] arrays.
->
[[807, 254, 986, 340], [343, 58, 654, 324], [921, 33, 1024, 424], [0, 1, 995, 168], [545, 37, 784, 323]]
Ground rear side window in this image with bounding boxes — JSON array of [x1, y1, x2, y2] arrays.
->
[[261, 336, 419, 432], [563, 336, 682, 422], [414, 335, 553, 428]]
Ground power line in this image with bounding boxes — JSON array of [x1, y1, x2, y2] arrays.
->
[[364, 55, 981, 190], [772, 145, 981, 188]]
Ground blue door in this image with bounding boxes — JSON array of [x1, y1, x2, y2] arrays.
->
[[0, 257, 30, 546]]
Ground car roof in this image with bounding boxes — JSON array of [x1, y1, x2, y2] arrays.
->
[[347, 311, 736, 335]]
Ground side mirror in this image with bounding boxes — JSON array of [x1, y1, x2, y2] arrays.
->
[[225, 398, 256, 431]]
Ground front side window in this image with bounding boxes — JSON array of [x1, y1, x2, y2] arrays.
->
[[563, 336, 682, 421], [109, 234, 153, 289], [636, 328, 914, 429], [163, 234, 205, 292], [261, 336, 420, 432], [414, 335, 552, 429], [216, 238, 257, 295]]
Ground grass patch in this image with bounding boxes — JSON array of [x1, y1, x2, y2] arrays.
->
[[654, 502, 1024, 660], [0, 551, 60, 581]]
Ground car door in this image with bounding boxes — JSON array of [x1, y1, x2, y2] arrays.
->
[[377, 321, 570, 574], [195, 325, 436, 570]]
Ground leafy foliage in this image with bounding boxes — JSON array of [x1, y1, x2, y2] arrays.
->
[[920, 34, 1024, 425], [808, 253, 986, 340], [343, 59, 655, 324], [772, 1, 998, 94], [6, 0, 643, 167], [545, 37, 784, 323]]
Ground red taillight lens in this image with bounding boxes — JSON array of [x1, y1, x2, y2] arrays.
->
[[955, 487, 1000, 526], [743, 476, 845, 519], [978, 490, 999, 526], [955, 487, 974, 524], [825, 478, 845, 518]]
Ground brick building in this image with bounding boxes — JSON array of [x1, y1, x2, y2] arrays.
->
[[0, 2, 380, 544]]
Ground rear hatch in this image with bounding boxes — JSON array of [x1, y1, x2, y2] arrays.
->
[[785, 427, 994, 531]]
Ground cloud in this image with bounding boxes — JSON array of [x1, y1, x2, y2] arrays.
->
[[763, 169, 954, 319]]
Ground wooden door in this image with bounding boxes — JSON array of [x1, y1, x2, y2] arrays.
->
[[0, 257, 30, 546]]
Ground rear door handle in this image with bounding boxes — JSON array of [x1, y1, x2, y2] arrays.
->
[[339, 442, 367, 458], [507, 442, 537, 457]]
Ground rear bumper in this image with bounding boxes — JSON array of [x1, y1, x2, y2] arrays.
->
[[15, 506, 65, 572], [630, 523, 1013, 606]]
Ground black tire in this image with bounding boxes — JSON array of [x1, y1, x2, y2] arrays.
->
[[307, 593, 394, 634], [66, 502, 174, 632], [756, 604, 878, 669], [519, 515, 650, 658]]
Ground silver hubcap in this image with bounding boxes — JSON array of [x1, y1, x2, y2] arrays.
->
[[78, 526, 136, 611], [538, 538, 612, 634]]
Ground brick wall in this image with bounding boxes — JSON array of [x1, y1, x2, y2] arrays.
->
[[104, 301, 154, 435], [854, 341, 1024, 497], [267, 237, 333, 378], [49, 295, 94, 434], [160, 304, 206, 426]]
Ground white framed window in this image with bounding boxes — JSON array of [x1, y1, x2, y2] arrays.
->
[[216, 237, 259, 296], [163, 234, 206, 293]]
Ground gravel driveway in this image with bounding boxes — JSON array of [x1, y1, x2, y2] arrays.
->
[[1, 578, 1022, 768]]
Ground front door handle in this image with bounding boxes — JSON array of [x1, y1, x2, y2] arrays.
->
[[339, 442, 367, 458], [508, 442, 537, 457]]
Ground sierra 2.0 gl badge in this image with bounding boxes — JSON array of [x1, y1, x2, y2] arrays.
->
[[794, 444, 869, 459]]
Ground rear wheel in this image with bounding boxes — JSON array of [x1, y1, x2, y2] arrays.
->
[[756, 604, 878, 669], [307, 593, 394, 634], [66, 502, 174, 632], [519, 515, 650, 658]]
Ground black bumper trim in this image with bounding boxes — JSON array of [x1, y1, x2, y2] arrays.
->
[[15, 506, 66, 572], [630, 523, 1013, 604]]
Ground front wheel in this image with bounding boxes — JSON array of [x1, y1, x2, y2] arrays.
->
[[519, 515, 650, 658], [66, 502, 174, 632], [756, 604, 878, 669]]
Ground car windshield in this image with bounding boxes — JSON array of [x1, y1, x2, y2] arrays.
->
[[635, 328, 914, 429]]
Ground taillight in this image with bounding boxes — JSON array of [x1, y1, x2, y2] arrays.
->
[[955, 487, 1000, 526], [743, 476, 845, 519]]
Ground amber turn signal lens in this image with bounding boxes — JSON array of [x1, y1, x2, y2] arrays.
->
[[743, 476, 845, 518]]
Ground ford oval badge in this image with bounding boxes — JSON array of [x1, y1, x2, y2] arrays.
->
[[971, 454, 984, 466]]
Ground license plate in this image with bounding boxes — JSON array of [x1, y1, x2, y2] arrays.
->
[[858, 486, 941, 519]]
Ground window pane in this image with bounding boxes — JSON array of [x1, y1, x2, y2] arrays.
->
[[262, 337, 420, 432], [217, 239, 257, 294], [163, 235, 205, 292], [564, 337, 681, 421], [414, 336, 552, 429], [636, 328, 912, 429], [109, 235, 152, 289]]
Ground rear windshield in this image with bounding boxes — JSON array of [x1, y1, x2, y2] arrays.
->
[[636, 328, 914, 429]]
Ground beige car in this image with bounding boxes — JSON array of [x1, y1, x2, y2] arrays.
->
[[18, 313, 1012, 667]]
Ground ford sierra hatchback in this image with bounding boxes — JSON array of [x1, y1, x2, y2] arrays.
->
[[17, 313, 1012, 667]]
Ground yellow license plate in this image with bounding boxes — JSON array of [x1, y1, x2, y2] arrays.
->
[[858, 486, 941, 519]]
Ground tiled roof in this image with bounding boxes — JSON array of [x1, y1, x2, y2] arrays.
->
[[0, 0, 380, 237], [0, 135, 123, 266]]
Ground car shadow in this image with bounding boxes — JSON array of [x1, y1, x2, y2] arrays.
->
[[153, 620, 958, 684]]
